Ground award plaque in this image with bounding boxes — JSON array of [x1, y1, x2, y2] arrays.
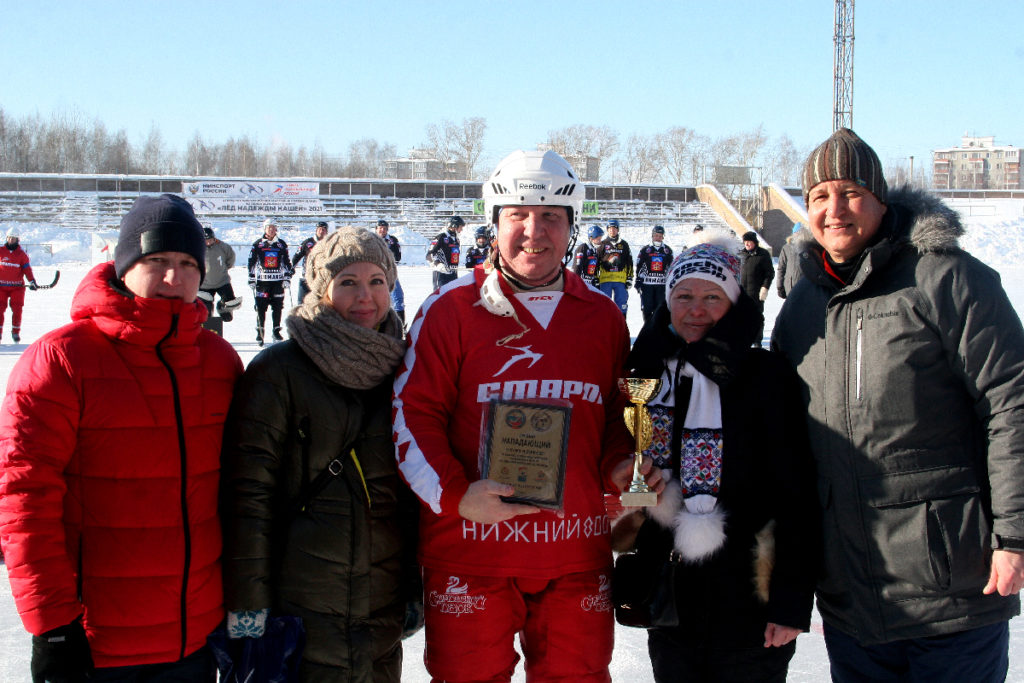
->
[[480, 399, 571, 509]]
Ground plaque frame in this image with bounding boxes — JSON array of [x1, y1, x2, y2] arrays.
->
[[479, 399, 571, 510]]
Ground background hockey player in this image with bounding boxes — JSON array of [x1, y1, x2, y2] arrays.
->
[[247, 218, 293, 346], [634, 224, 674, 323], [597, 218, 633, 317], [0, 232, 36, 342], [464, 225, 492, 268], [292, 220, 328, 303], [377, 218, 406, 324], [198, 226, 242, 322], [426, 215, 464, 290], [572, 224, 604, 287], [394, 149, 662, 682]]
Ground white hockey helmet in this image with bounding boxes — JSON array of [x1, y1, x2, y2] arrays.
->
[[483, 150, 585, 228]]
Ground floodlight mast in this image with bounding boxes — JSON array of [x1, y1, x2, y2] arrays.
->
[[833, 0, 854, 131]]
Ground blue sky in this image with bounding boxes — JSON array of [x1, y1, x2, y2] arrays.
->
[[2, 0, 1022, 177]]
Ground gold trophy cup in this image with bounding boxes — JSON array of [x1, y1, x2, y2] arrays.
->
[[617, 377, 663, 507]]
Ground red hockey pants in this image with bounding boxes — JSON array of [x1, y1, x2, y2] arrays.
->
[[422, 567, 613, 683], [0, 286, 25, 335]]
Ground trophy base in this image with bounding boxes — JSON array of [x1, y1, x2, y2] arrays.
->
[[620, 490, 659, 508]]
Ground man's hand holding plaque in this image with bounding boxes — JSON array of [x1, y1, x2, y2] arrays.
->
[[457, 480, 541, 524]]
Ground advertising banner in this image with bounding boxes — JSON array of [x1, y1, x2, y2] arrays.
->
[[182, 181, 324, 214]]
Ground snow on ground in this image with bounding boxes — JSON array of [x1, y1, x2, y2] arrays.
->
[[2, 204, 1024, 681]]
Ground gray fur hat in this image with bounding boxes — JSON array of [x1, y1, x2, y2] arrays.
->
[[306, 226, 397, 301]]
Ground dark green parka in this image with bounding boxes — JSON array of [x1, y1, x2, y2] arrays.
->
[[772, 186, 1024, 645], [222, 340, 418, 682]]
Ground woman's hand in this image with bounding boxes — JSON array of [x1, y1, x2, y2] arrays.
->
[[458, 479, 540, 524], [763, 622, 801, 648], [611, 455, 666, 499]]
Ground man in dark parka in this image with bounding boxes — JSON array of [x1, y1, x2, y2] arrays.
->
[[772, 128, 1024, 682]]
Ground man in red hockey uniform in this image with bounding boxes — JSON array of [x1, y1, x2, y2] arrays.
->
[[394, 150, 663, 682], [0, 232, 37, 343]]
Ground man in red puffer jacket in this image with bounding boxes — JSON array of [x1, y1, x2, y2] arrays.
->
[[0, 194, 242, 681]]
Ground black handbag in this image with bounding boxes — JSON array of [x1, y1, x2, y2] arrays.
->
[[612, 520, 680, 628]]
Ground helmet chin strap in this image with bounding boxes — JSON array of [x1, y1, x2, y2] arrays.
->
[[476, 263, 531, 346]]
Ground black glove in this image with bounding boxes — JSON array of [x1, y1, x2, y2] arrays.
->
[[28, 280, 38, 291], [31, 618, 93, 682]]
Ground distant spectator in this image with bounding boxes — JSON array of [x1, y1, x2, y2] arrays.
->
[[739, 230, 774, 346], [376, 219, 406, 324], [775, 222, 805, 300]]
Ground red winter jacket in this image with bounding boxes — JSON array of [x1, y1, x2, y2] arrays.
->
[[0, 261, 242, 668]]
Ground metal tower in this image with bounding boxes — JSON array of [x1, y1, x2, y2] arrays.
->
[[833, 0, 854, 131]]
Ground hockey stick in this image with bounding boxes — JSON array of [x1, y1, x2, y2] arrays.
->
[[17, 270, 60, 290]]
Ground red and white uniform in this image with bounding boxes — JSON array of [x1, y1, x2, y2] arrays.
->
[[394, 266, 633, 680], [0, 243, 34, 337]]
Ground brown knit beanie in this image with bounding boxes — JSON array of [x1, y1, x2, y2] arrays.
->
[[802, 128, 887, 205], [305, 225, 397, 301]]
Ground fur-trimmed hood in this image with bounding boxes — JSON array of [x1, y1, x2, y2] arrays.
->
[[796, 185, 964, 257]]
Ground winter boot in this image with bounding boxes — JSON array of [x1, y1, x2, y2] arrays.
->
[[272, 327, 284, 342], [11, 331, 19, 343], [256, 326, 264, 347]]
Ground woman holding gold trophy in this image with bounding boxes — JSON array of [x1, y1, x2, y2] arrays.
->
[[618, 231, 818, 682]]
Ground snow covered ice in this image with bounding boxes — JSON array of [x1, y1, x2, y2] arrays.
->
[[3, 205, 1024, 681]]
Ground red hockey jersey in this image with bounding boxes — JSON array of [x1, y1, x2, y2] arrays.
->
[[393, 267, 634, 579], [0, 244, 34, 286]]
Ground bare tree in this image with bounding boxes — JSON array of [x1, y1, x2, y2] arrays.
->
[[185, 132, 210, 176], [545, 124, 619, 179], [138, 124, 164, 175], [343, 138, 396, 177], [103, 129, 132, 174], [424, 117, 486, 179], [295, 145, 312, 177], [763, 134, 804, 186], [658, 126, 697, 183], [272, 141, 294, 177], [620, 133, 664, 183]]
